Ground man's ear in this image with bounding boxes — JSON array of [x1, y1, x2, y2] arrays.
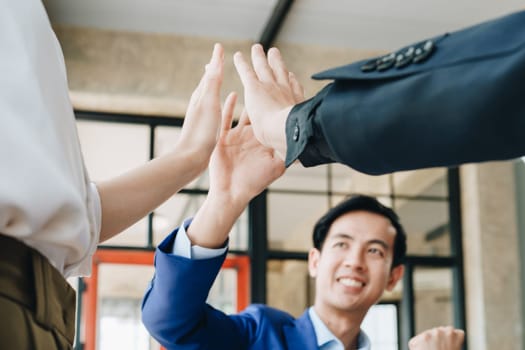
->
[[386, 265, 404, 291], [308, 248, 320, 278]]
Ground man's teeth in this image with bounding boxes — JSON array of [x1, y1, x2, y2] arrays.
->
[[338, 278, 364, 287]]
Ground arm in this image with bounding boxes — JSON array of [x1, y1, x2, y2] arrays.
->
[[142, 99, 285, 348], [409, 327, 465, 350], [97, 44, 226, 242], [235, 11, 525, 175]]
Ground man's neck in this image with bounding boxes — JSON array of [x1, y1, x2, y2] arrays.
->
[[313, 304, 367, 350]]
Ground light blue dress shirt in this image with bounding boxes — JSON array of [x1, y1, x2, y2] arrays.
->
[[308, 307, 371, 350]]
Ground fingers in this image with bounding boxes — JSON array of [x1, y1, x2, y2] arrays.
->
[[189, 43, 224, 107], [289, 72, 305, 103], [251, 44, 275, 83], [201, 43, 224, 96], [267, 47, 289, 87], [433, 326, 464, 339], [440, 326, 464, 343], [235, 44, 300, 97], [220, 92, 237, 136], [238, 108, 251, 126], [409, 326, 465, 350], [233, 51, 259, 88]]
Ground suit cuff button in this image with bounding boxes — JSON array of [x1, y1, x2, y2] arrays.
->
[[293, 125, 300, 141]]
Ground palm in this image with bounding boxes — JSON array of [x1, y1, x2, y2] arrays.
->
[[209, 122, 284, 205], [234, 45, 305, 159]]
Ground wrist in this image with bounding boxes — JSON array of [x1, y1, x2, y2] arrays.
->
[[170, 142, 211, 174], [187, 194, 245, 248], [206, 190, 248, 218], [267, 106, 292, 160]]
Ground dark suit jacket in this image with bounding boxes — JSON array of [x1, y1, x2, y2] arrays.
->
[[141, 231, 319, 350], [285, 10, 525, 175]]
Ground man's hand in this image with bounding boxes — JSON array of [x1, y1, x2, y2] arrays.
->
[[409, 326, 465, 350], [233, 44, 304, 160], [187, 94, 286, 248], [209, 104, 285, 210]]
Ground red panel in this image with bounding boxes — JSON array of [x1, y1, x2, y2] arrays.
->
[[82, 249, 250, 350]]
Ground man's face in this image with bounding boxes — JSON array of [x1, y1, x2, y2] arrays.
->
[[309, 210, 404, 316]]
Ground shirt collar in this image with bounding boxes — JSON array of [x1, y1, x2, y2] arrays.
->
[[308, 307, 371, 350]]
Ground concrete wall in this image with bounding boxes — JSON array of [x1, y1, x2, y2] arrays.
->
[[53, 25, 379, 117], [461, 162, 523, 350]]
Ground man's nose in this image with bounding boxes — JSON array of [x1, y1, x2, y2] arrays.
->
[[343, 248, 366, 270]]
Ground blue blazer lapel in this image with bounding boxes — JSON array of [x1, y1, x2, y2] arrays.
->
[[283, 310, 318, 350]]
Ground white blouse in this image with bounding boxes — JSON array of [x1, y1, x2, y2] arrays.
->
[[0, 0, 101, 277]]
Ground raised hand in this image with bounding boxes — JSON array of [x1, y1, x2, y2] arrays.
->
[[209, 99, 285, 210], [186, 93, 285, 248], [177, 43, 226, 167], [233, 44, 304, 160], [409, 326, 465, 350], [97, 43, 233, 241]]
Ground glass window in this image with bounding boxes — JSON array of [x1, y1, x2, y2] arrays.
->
[[208, 267, 238, 314], [267, 260, 313, 317], [153, 193, 206, 246], [362, 304, 399, 350], [101, 218, 148, 247], [413, 267, 454, 334], [77, 120, 150, 180], [393, 168, 448, 197], [267, 193, 329, 251], [395, 199, 451, 256], [75, 112, 463, 349], [155, 126, 210, 190], [270, 163, 329, 191], [99, 298, 153, 350], [331, 194, 393, 210], [332, 165, 392, 195], [153, 193, 248, 250], [96, 264, 160, 350]]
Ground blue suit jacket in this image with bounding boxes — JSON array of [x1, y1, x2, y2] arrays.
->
[[285, 10, 525, 174], [142, 232, 319, 350]]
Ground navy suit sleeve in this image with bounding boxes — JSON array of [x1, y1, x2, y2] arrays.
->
[[141, 230, 255, 349], [285, 10, 525, 175]]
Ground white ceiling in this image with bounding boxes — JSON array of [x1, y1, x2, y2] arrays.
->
[[44, 0, 524, 51]]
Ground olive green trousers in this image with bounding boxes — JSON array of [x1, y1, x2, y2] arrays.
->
[[0, 234, 76, 349]]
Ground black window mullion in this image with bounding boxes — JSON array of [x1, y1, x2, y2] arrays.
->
[[448, 167, 467, 349], [249, 190, 268, 303], [401, 262, 415, 350], [147, 125, 156, 248]]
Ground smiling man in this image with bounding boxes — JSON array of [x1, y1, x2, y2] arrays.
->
[[141, 95, 463, 349], [305, 200, 405, 349]]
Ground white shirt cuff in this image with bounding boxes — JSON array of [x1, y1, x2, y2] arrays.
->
[[172, 218, 228, 259]]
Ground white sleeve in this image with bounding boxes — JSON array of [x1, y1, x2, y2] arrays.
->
[[70, 181, 102, 277], [172, 218, 228, 259]]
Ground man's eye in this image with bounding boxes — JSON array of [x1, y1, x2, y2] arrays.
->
[[368, 248, 384, 257], [334, 242, 348, 248]]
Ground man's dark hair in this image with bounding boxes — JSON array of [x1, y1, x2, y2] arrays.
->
[[312, 195, 407, 267]]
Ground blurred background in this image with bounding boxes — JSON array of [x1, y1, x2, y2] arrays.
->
[[42, 1, 525, 349]]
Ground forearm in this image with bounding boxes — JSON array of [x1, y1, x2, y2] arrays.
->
[[142, 233, 227, 346], [291, 56, 525, 174], [186, 192, 247, 248], [286, 11, 525, 174], [97, 147, 208, 242]]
